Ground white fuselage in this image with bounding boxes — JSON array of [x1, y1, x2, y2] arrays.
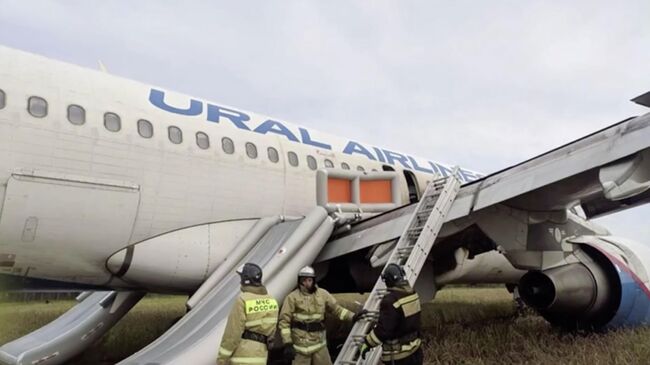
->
[[0, 46, 486, 288]]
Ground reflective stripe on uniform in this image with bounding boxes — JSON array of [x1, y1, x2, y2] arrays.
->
[[219, 346, 233, 357], [293, 312, 323, 321], [393, 293, 421, 317], [293, 341, 327, 355], [230, 356, 267, 364], [366, 330, 382, 347], [392, 294, 419, 308], [245, 317, 278, 328], [245, 298, 279, 314], [339, 308, 351, 320], [381, 338, 421, 361]]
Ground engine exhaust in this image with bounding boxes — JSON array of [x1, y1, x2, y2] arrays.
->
[[519, 263, 597, 314]]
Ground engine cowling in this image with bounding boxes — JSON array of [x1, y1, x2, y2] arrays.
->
[[518, 236, 650, 329]]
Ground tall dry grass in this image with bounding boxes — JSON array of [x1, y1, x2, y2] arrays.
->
[[2, 288, 650, 364]]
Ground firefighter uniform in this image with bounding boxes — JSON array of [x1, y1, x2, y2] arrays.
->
[[362, 264, 422, 364], [279, 283, 355, 364], [218, 264, 279, 365]]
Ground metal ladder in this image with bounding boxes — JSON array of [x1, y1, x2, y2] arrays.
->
[[334, 169, 462, 365]]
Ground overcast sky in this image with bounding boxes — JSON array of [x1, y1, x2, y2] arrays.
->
[[1, 1, 649, 241]]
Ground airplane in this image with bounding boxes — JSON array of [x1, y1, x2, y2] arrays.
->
[[0, 45, 650, 365]]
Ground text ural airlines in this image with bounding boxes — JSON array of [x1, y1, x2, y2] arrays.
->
[[149, 89, 482, 183]]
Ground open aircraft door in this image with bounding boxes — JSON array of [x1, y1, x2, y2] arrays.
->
[[0, 169, 140, 283]]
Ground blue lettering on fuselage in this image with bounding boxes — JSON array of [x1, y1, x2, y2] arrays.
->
[[373, 147, 386, 163], [427, 161, 440, 174], [207, 104, 251, 130], [434, 163, 454, 178], [149, 89, 203, 116], [254, 120, 299, 142], [408, 156, 433, 174], [459, 168, 478, 182], [343, 141, 377, 160], [382, 149, 411, 169], [148, 88, 482, 183], [299, 128, 331, 150]]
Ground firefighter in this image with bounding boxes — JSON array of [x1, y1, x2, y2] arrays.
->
[[279, 265, 366, 365], [359, 263, 422, 364], [217, 263, 279, 365]]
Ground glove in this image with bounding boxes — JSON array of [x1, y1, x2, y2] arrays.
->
[[352, 309, 369, 322], [359, 343, 370, 359], [283, 344, 296, 361]]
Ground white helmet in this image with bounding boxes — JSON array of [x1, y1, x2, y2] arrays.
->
[[298, 266, 316, 279]]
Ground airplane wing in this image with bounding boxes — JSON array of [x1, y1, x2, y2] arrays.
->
[[320, 104, 650, 261]]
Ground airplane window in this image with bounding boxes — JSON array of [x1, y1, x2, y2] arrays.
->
[[0, 89, 5, 109], [307, 155, 317, 170], [341, 162, 350, 170], [324, 159, 334, 168], [196, 132, 210, 149], [168, 126, 183, 144], [104, 112, 121, 132], [246, 142, 258, 159], [28, 96, 47, 118], [357, 166, 365, 172], [222, 137, 235, 154], [67, 105, 85, 125], [267, 147, 279, 163], [137, 119, 153, 138], [288, 151, 299, 167]]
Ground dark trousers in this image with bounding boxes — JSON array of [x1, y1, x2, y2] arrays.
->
[[382, 348, 423, 365]]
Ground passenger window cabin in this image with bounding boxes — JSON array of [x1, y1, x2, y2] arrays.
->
[[103, 112, 121, 132], [196, 132, 210, 149], [138, 119, 153, 138], [246, 142, 258, 159], [28, 96, 47, 118], [67, 105, 85, 125], [222, 137, 235, 154], [267, 147, 279, 163], [324, 159, 334, 168], [357, 166, 365, 172], [341, 162, 350, 170], [307, 155, 317, 170], [288, 152, 299, 167], [0, 89, 5, 109], [168, 126, 182, 144]]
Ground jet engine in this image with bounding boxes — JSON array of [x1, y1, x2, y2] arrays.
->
[[518, 236, 650, 329]]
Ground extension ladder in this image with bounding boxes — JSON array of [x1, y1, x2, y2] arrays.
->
[[334, 168, 462, 365]]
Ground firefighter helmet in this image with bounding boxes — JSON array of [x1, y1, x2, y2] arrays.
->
[[381, 263, 407, 287], [297, 266, 317, 293], [298, 266, 316, 279], [237, 262, 263, 286]]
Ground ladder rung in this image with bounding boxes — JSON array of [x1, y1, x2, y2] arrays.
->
[[335, 170, 461, 365]]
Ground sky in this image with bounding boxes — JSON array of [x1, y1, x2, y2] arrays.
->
[[0, 1, 648, 241]]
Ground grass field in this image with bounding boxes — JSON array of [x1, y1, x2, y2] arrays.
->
[[2, 287, 650, 364]]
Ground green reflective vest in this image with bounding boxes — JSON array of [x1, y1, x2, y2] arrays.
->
[[218, 285, 278, 365]]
